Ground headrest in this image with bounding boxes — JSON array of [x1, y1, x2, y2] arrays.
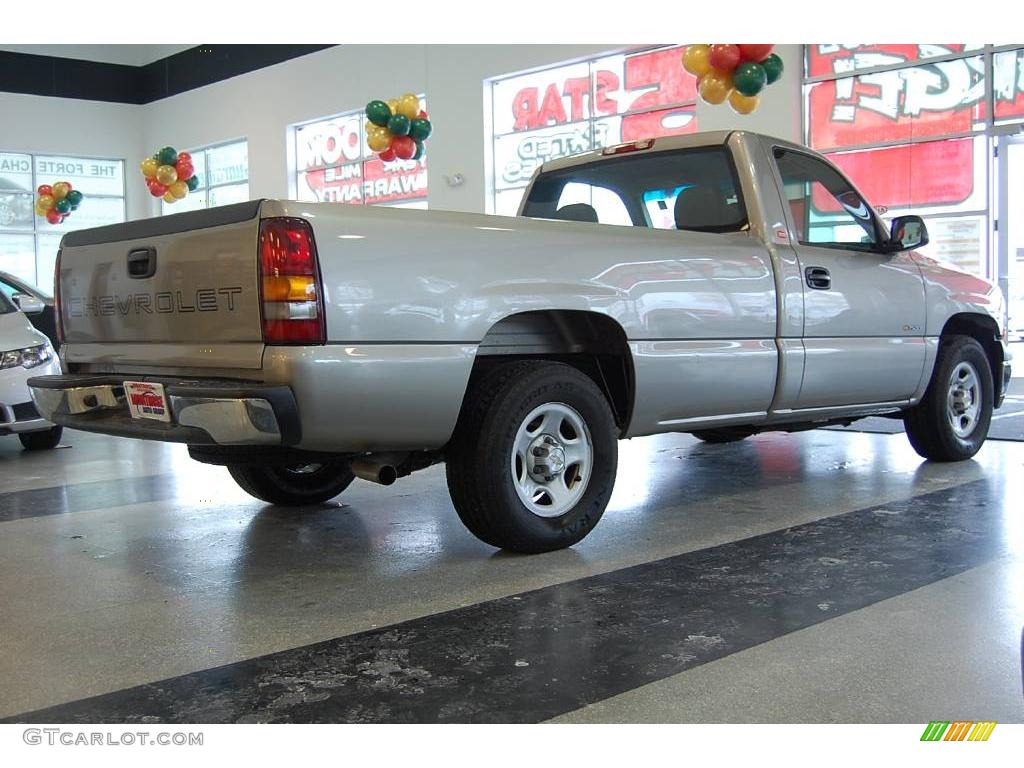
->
[[674, 186, 735, 232], [553, 203, 599, 223]]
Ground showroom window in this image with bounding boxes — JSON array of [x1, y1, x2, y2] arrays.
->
[[0, 151, 125, 291], [803, 45, 1024, 279], [160, 139, 249, 215], [487, 46, 699, 216], [292, 100, 428, 209]]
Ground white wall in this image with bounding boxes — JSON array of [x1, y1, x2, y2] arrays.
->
[[2, 44, 804, 221], [140, 44, 804, 215], [0, 91, 148, 220]]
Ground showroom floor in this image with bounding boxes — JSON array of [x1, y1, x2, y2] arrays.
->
[[0, 418, 1022, 723]]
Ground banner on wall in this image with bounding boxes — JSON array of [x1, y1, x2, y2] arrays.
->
[[807, 45, 1024, 150], [296, 111, 428, 206], [492, 46, 698, 195]]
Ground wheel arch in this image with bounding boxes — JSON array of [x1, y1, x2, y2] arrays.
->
[[468, 309, 635, 432], [939, 312, 1003, 391]]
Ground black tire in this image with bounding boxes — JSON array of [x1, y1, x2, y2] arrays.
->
[[446, 360, 619, 554], [904, 335, 993, 462], [227, 461, 354, 506], [19, 425, 62, 451], [692, 426, 754, 444]]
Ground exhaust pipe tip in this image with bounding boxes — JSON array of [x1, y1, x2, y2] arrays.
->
[[351, 459, 398, 486]]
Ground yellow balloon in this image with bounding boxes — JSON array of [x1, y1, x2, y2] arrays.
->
[[52, 182, 70, 200], [35, 202, 48, 216], [163, 191, 177, 204], [366, 123, 385, 139], [38, 194, 55, 210], [170, 180, 189, 199], [141, 157, 159, 178], [155, 164, 178, 186], [682, 44, 712, 78], [367, 131, 392, 152], [387, 98, 400, 115], [698, 69, 733, 105], [397, 92, 420, 120], [729, 90, 760, 115]]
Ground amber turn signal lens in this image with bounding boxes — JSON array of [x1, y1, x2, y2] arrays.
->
[[262, 275, 315, 302]]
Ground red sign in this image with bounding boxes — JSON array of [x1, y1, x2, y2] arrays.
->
[[806, 45, 971, 79], [817, 139, 975, 211], [301, 157, 427, 205]]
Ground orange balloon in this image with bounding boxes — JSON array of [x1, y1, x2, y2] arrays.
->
[[698, 69, 733, 105], [729, 90, 760, 114], [682, 44, 712, 78]]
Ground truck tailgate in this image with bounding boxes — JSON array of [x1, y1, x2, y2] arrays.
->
[[59, 200, 264, 371]]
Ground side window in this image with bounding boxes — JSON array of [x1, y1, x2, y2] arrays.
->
[[0, 278, 16, 299], [555, 182, 632, 226], [774, 148, 880, 249]]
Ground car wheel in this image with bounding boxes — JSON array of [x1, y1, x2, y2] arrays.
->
[[904, 334, 994, 462], [227, 461, 355, 505], [691, 426, 754, 443], [18, 425, 63, 451], [446, 360, 619, 553]]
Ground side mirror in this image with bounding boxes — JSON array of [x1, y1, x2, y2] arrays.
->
[[888, 215, 929, 252], [13, 294, 45, 315]]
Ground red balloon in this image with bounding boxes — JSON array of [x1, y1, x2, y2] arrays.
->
[[708, 44, 742, 72], [379, 148, 397, 162], [37, 184, 53, 196], [417, 110, 428, 119], [45, 209, 61, 224], [391, 135, 416, 160], [64, 181, 73, 191], [175, 159, 194, 180], [738, 44, 775, 62], [177, 152, 192, 164], [147, 178, 168, 197]]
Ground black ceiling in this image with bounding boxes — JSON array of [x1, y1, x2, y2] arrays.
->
[[0, 45, 336, 104]]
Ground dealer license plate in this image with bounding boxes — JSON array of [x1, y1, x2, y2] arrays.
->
[[123, 381, 171, 423]]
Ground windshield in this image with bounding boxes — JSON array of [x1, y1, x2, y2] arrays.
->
[[521, 146, 747, 234]]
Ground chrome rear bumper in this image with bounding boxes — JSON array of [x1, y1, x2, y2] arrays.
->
[[28, 375, 301, 446]]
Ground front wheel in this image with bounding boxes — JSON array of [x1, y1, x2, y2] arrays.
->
[[227, 461, 355, 506], [19, 425, 63, 451], [446, 360, 619, 554], [904, 335, 993, 462]]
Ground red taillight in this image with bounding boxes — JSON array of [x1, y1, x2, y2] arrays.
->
[[601, 139, 655, 156], [258, 218, 325, 344], [54, 248, 65, 345]]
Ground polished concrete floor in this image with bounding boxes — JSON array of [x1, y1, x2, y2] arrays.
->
[[0, 421, 1021, 722]]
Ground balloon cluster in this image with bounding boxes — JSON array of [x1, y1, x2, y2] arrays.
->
[[35, 182, 84, 225], [682, 44, 784, 114], [364, 93, 431, 162], [140, 147, 200, 204]]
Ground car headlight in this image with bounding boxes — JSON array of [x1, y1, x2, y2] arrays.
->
[[0, 344, 52, 370]]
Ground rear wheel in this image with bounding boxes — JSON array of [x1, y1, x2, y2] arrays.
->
[[904, 335, 993, 462], [446, 360, 618, 553], [227, 461, 355, 505], [19, 425, 63, 451]]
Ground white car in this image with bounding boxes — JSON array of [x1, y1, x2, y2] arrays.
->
[[0, 290, 62, 450]]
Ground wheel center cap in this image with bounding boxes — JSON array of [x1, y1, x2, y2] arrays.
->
[[952, 387, 971, 413], [527, 434, 565, 481]]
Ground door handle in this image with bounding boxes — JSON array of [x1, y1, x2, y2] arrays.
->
[[127, 247, 157, 279], [805, 266, 831, 290]]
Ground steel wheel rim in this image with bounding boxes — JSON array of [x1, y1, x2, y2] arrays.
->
[[511, 402, 593, 518], [946, 361, 981, 439]]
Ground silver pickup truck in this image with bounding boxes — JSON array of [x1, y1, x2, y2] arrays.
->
[[29, 130, 1012, 553]]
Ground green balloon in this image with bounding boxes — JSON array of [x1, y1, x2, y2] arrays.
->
[[733, 62, 767, 97], [387, 114, 411, 136], [54, 198, 72, 214], [762, 53, 784, 85], [66, 189, 84, 206], [157, 146, 178, 165], [186, 175, 200, 192], [409, 118, 432, 142], [366, 100, 391, 127], [413, 141, 425, 161]]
